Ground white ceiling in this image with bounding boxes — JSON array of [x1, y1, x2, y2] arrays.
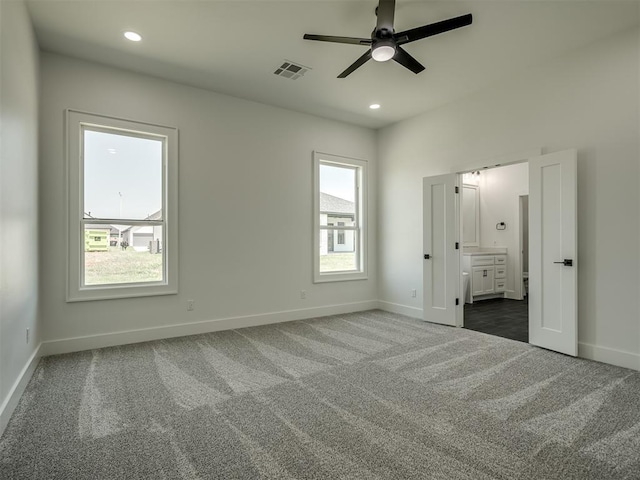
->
[[26, 1, 639, 129]]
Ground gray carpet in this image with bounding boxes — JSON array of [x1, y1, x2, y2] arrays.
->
[[1, 310, 639, 479]]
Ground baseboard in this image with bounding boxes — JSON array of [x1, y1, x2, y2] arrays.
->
[[0, 343, 42, 437], [578, 342, 640, 371], [34, 300, 640, 369], [40, 300, 379, 356], [377, 300, 423, 319], [378, 302, 639, 372]]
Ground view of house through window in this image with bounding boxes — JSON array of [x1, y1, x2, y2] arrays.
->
[[82, 129, 164, 285], [317, 159, 362, 276]]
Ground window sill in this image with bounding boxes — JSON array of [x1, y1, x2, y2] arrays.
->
[[67, 283, 177, 302], [313, 271, 368, 284]]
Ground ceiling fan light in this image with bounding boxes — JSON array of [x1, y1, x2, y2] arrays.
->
[[124, 31, 142, 42], [371, 44, 395, 62]]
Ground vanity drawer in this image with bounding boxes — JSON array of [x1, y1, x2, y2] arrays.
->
[[495, 266, 506, 278], [495, 279, 506, 292], [494, 255, 507, 265], [471, 255, 494, 266]]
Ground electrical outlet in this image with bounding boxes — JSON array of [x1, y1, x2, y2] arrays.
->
[[26, 328, 30, 344], [411, 289, 417, 298], [300, 290, 307, 300], [187, 300, 195, 311]]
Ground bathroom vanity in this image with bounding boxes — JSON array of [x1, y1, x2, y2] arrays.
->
[[463, 249, 507, 303]]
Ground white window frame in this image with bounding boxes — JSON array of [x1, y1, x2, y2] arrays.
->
[[313, 151, 368, 283], [66, 110, 178, 302]]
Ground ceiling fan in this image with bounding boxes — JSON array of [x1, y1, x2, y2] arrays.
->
[[303, 0, 472, 78]]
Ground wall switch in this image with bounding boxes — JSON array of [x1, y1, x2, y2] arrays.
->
[[26, 328, 30, 344], [411, 289, 417, 298], [187, 300, 195, 311], [300, 290, 307, 300]]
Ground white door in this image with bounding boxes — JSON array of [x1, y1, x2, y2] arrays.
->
[[423, 174, 459, 326], [529, 149, 578, 356]]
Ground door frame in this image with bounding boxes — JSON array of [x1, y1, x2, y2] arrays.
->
[[450, 148, 542, 328], [518, 194, 529, 301]]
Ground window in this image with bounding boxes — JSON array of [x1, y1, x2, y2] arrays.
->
[[66, 110, 178, 301], [313, 152, 367, 282], [337, 224, 345, 245]]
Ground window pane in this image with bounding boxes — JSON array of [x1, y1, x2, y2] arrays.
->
[[84, 224, 163, 285], [84, 129, 163, 220], [319, 164, 356, 226], [319, 229, 357, 272], [320, 214, 355, 227]]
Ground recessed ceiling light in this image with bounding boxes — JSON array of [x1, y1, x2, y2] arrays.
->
[[107, 148, 117, 155], [124, 31, 142, 42], [369, 104, 381, 110]]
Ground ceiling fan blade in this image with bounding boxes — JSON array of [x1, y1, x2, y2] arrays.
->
[[304, 34, 372, 46], [337, 50, 372, 78], [393, 46, 425, 74], [395, 13, 472, 45], [376, 0, 396, 32]]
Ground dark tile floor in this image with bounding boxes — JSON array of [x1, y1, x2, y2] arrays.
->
[[463, 297, 529, 343]]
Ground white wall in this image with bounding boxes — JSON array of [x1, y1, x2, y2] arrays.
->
[[0, 0, 41, 429], [378, 26, 640, 369], [39, 53, 377, 351], [477, 163, 529, 299]]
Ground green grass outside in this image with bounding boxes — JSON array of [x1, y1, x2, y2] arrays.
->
[[85, 246, 163, 285], [320, 252, 356, 272]]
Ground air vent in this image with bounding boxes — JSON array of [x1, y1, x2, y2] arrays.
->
[[274, 60, 310, 80]]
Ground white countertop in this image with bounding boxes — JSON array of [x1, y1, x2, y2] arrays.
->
[[463, 248, 507, 256]]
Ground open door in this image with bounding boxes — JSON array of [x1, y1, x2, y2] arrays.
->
[[529, 149, 577, 356], [423, 173, 460, 327]]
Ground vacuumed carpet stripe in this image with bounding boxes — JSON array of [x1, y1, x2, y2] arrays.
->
[[1, 310, 639, 479]]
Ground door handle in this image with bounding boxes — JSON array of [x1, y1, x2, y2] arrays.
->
[[424, 254, 431, 260], [554, 259, 573, 266]]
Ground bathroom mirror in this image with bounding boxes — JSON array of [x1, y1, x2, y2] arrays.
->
[[462, 184, 480, 247]]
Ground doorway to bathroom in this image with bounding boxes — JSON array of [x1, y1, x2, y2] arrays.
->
[[461, 164, 529, 343], [422, 148, 578, 356]]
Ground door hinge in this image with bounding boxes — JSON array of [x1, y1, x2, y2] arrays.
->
[[455, 298, 460, 305], [455, 186, 459, 194], [455, 242, 459, 250]]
